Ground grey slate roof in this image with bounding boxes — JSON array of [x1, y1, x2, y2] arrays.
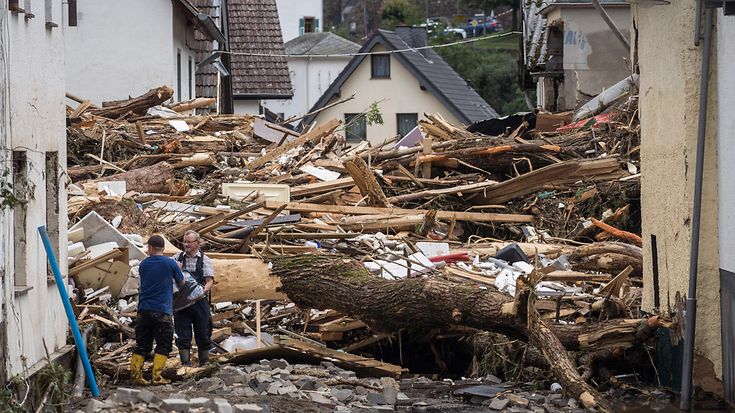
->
[[228, 0, 292, 99], [303, 28, 497, 127], [192, 0, 218, 100], [284, 32, 361, 56]]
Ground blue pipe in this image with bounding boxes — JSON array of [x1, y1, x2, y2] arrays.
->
[[38, 226, 99, 397]]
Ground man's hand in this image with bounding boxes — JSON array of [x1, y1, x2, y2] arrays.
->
[[203, 277, 214, 294]]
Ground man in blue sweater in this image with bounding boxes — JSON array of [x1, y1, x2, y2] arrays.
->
[[130, 234, 185, 385]]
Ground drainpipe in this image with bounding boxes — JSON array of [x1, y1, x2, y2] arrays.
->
[[680, 3, 714, 410], [590, 0, 630, 52]]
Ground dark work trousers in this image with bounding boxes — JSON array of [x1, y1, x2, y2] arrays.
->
[[134, 310, 174, 356], [174, 298, 212, 351]]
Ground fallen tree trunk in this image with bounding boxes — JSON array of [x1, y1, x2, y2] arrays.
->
[[271, 254, 653, 352], [91, 86, 174, 119], [82, 162, 176, 194]]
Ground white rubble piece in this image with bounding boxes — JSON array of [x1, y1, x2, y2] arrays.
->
[[70, 211, 147, 261], [415, 242, 450, 258], [299, 164, 341, 181], [96, 181, 126, 197]]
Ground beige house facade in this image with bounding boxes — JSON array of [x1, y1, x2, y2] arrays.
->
[[304, 28, 497, 144], [636, 1, 735, 404]]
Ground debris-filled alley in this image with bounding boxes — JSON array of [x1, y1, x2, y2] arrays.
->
[[58, 84, 669, 413], [2, 0, 735, 412]]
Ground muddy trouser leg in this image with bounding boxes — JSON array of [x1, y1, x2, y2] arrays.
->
[[134, 311, 155, 356], [152, 312, 174, 357], [174, 306, 194, 351], [191, 299, 212, 352]]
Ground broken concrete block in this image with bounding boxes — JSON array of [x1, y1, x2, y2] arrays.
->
[[137, 388, 162, 404], [487, 397, 509, 411], [161, 398, 190, 412], [507, 394, 530, 408], [269, 358, 290, 369], [310, 392, 334, 405], [277, 380, 298, 395], [382, 386, 398, 405], [209, 398, 233, 413], [188, 398, 211, 408], [85, 399, 106, 413], [234, 404, 264, 413], [113, 387, 140, 403], [266, 381, 282, 395], [330, 388, 355, 403], [367, 392, 387, 405]]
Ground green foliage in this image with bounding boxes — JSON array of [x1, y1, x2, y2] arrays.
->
[[36, 362, 73, 409], [0, 389, 26, 413], [432, 34, 531, 116], [380, 0, 422, 30], [365, 102, 384, 126], [0, 168, 35, 210]]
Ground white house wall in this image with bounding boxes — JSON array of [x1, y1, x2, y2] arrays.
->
[[63, 0, 175, 105], [276, 0, 323, 42], [311, 45, 462, 144], [172, 8, 198, 102], [263, 56, 350, 123], [234, 100, 260, 115], [5, 2, 68, 378]]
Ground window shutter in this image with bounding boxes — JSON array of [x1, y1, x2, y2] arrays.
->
[[299, 17, 305, 36]]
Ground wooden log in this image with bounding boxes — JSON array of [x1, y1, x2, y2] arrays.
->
[[574, 253, 643, 276], [90, 86, 174, 119], [168, 97, 216, 113], [270, 254, 656, 352], [82, 162, 175, 194], [263, 201, 535, 224], [343, 156, 391, 207], [210, 258, 286, 303]]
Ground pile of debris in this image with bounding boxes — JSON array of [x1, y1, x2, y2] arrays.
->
[[64, 86, 663, 411]]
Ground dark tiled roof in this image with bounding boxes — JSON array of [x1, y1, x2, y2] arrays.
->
[[227, 0, 292, 99], [303, 28, 497, 127], [380, 29, 498, 123], [284, 32, 361, 56], [192, 0, 218, 100]]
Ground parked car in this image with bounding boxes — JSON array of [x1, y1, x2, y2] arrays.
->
[[465, 15, 503, 37], [422, 17, 467, 39]]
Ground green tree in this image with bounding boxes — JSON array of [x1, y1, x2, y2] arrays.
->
[[380, 0, 422, 30], [433, 35, 531, 115]]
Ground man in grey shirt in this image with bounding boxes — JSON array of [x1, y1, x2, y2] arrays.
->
[[174, 230, 214, 366]]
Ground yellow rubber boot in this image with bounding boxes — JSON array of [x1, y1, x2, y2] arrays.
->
[[151, 354, 171, 385], [129, 354, 150, 385]]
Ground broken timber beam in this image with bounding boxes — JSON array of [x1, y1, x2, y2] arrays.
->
[[343, 156, 391, 207], [263, 201, 535, 223], [247, 119, 341, 170]]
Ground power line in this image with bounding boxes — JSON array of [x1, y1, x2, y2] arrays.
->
[[220, 31, 520, 59]]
